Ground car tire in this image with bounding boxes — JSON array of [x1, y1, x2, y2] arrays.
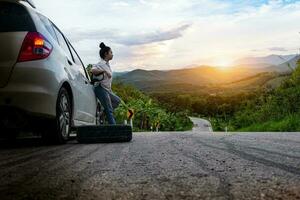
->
[[42, 87, 71, 144]]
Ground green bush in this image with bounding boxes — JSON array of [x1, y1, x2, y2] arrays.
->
[[112, 82, 193, 132], [230, 60, 300, 131], [238, 114, 300, 132]]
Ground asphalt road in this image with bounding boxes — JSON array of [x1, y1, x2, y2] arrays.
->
[[190, 117, 213, 132], [0, 131, 300, 200]]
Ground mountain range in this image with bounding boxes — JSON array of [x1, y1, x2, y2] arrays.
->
[[233, 54, 297, 66], [115, 54, 299, 93]]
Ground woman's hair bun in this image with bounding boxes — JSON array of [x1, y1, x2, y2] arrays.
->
[[98, 42, 111, 59], [99, 42, 106, 49]]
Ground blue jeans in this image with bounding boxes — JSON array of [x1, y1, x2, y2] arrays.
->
[[94, 85, 121, 125]]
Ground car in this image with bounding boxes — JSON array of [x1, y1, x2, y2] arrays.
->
[[0, 0, 102, 143]]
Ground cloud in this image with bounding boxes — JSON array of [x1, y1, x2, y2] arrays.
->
[[66, 24, 192, 46], [252, 47, 290, 52], [37, 0, 300, 71], [115, 24, 191, 46], [65, 28, 118, 43], [268, 47, 288, 52], [111, 1, 130, 7]]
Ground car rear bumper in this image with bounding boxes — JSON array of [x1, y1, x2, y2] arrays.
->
[[0, 60, 60, 117], [0, 105, 55, 131], [0, 85, 56, 117]]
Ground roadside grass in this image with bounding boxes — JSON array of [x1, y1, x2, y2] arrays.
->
[[238, 114, 300, 132]]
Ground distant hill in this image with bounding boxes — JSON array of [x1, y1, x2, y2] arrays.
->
[[271, 55, 300, 72], [113, 71, 129, 77], [115, 55, 299, 94], [116, 66, 270, 90], [233, 63, 276, 69], [222, 72, 288, 91], [234, 54, 297, 66]]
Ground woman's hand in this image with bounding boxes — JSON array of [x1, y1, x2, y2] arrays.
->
[[106, 72, 112, 78]]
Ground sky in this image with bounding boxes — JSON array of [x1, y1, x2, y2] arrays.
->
[[34, 0, 300, 71]]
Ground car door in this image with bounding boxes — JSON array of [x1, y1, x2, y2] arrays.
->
[[67, 41, 97, 124], [51, 25, 87, 124]]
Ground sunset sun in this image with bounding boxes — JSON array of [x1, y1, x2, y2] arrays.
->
[[213, 59, 234, 68]]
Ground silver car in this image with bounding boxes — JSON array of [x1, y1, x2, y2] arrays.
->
[[0, 0, 101, 143]]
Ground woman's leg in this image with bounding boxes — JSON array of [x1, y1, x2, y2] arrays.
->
[[94, 86, 116, 125], [109, 92, 121, 110]]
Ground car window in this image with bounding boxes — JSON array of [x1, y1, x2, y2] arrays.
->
[[0, 2, 35, 32], [69, 43, 83, 66], [68, 42, 90, 80], [52, 25, 73, 60], [37, 14, 58, 43]]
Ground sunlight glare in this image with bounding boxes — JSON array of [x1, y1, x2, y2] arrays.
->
[[213, 58, 234, 69]]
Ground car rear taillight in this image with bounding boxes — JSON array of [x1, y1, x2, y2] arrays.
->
[[17, 32, 52, 62]]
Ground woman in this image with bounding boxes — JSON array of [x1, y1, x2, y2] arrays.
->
[[91, 42, 121, 125]]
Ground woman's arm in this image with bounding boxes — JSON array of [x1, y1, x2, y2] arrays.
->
[[91, 67, 104, 76], [91, 64, 112, 78]]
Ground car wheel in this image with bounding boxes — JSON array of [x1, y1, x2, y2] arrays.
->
[[56, 87, 71, 142], [42, 87, 71, 144]]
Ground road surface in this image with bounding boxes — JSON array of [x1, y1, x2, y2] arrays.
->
[[189, 117, 213, 132], [0, 132, 300, 200]]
